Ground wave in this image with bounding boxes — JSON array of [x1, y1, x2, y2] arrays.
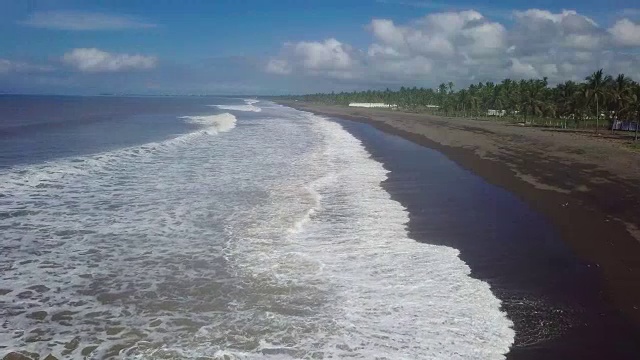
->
[[0, 109, 243, 357], [218, 108, 515, 359], [210, 99, 262, 112], [0, 103, 513, 359], [0, 113, 236, 189], [180, 113, 237, 133], [210, 104, 261, 113]]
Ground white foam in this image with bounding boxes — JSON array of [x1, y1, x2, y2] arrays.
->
[[0, 108, 306, 358], [181, 113, 237, 133], [0, 102, 513, 359], [210, 105, 261, 113], [209, 99, 261, 113], [220, 110, 515, 359]]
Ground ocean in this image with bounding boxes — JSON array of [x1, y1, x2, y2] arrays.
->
[[0, 95, 517, 358]]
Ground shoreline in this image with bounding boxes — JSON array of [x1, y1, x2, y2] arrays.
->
[[277, 101, 640, 346], [334, 115, 640, 359]]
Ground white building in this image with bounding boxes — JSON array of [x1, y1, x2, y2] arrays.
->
[[487, 109, 506, 116], [349, 103, 397, 109]]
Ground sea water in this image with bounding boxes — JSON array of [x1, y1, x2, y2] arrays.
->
[[0, 96, 514, 359]]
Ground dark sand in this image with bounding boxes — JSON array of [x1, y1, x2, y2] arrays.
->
[[280, 101, 640, 358]]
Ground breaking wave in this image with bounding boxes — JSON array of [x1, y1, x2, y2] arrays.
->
[[180, 113, 237, 133], [211, 99, 262, 113]]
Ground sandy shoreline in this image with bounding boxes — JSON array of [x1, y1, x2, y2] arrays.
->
[[278, 101, 640, 327]]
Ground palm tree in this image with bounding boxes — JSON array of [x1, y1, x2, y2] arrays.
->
[[585, 69, 612, 133], [610, 74, 634, 133], [467, 84, 481, 117], [488, 82, 507, 117], [283, 67, 640, 137], [437, 83, 448, 109], [520, 79, 549, 123], [499, 79, 517, 118], [458, 89, 468, 117], [632, 83, 640, 141], [555, 81, 580, 128], [447, 82, 454, 94]]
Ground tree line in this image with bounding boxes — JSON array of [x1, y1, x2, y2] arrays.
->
[[279, 69, 640, 140]]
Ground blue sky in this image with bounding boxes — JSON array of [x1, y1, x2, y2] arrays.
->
[[1, 0, 639, 94]]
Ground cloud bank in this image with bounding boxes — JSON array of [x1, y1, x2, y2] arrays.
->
[[0, 59, 54, 74], [62, 48, 157, 73]]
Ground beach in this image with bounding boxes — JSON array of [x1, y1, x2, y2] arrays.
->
[[280, 101, 640, 358], [3, 96, 640, 358]]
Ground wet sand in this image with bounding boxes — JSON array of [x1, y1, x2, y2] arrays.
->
[[279, 101, 640, 358]]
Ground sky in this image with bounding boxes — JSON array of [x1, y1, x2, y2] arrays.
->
[[1, 0, 640, 95]]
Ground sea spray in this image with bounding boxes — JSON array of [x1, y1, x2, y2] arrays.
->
[[180, 113, 237, 133]]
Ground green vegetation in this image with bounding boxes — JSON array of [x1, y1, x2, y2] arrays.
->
[[281, 69, 640, 140]]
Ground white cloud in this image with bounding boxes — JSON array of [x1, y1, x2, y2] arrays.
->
[[374, 55, 433, 76], [0, 59, 54, 74], [367, 43, 402, 58], [540, 63, 559, 78], [265, 39, 359, 79], [407, 33, 455, 57], [460, 21, 507, 56], [509, 58, 540, 78], [608, 19, 640, 47], [22, 11, 156, 31], [510, 9, 604, 53], [293, 38, 354, 70], [564, 34, 602, 50], [369, 11, 505, 58], [367, 10, 506, 80], [265, 59, 292, 75], [418, 10, 484, 34], [370, 19, 407, 49], [62, 48, 157, 72], [266, 8, 640, 88]]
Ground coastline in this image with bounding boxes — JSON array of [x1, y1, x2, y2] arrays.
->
[[277, 101, 640, 356]]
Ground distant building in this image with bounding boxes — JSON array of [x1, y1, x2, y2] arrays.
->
[[349, 103, 397, 109], [487, 109, 506, 116]]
